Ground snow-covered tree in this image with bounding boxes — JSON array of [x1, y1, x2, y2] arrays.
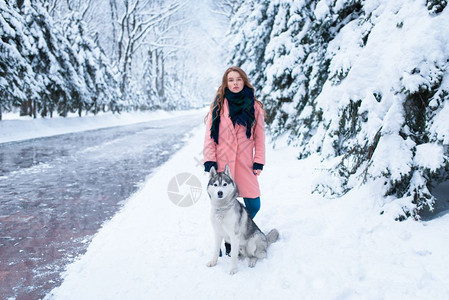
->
[[0, 0, 121, 118], [227, 0, 279, 95], [0, 0, 36, 120], [112, 0, 184, 100], [23, 0, 79, 118], [61, 12, 121, 115], [2, 0, 223, 118], [228, 0, 449, 220]]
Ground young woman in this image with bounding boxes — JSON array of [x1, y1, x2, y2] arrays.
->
[[203, 66, 266, 255]]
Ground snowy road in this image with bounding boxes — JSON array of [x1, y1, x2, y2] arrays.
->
[[0, 112, 203, 299]]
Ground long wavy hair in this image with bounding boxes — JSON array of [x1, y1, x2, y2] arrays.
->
[[205, 66, 264, 124]]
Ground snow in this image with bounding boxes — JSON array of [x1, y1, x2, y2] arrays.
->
[[415, 143, 445, 172], [0, 110, 200, 144], [314, 0, 330, 20], [4, 113, 440, 299], [429, 73, 449, 144]]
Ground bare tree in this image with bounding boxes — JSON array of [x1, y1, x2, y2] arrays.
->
[[109, 0, 119, 64], [31, 0, 225, 111], [42, 0, 93, 20], [210, 0, 240, 19], [116, 0, 184, 94]]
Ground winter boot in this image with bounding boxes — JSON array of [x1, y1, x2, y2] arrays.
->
[[225, 242, 231, 257]]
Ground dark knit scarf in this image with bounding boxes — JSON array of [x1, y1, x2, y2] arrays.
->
[[210, 86, 255, 144]]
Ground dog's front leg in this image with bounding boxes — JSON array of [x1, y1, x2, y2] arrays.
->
[[206, 233, 222, 268], [229, 235, 239, 275]]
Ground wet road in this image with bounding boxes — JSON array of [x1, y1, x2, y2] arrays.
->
[[0, 112, 202, 299]]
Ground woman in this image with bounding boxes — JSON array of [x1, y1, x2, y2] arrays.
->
[[203, 66, 266, 254]]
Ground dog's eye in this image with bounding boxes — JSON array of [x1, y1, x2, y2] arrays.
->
[[214, 183, 218, 187], [223, 183, 227, 186]]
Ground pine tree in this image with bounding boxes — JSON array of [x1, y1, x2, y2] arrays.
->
[[62, 14, 120, 115], [228, 0, 279, 94], [0, 0, 36, 119], [227, 0, 449, 220], [0, 0, 121, 119], [22, 1, 76, 118]]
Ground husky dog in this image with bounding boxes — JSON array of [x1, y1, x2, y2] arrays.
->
[[206, 165, 279, 275]]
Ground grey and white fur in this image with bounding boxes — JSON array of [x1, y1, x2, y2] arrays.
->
[[206, 165, 279, 275]]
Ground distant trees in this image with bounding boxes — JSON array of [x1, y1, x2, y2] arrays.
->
[[112, 0, 183, 97], [228, 0, 449, 220], [0, 0, 217, 119], [0, 0, 120, 119], [0, 0, 29, 120], [210, 0, 240, 19]]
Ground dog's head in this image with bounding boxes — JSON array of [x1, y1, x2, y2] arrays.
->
[[207, 165, 237, 204]]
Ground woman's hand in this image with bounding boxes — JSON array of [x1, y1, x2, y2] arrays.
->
[[252, 162, 263, 176], [253, 169, 262, 176]]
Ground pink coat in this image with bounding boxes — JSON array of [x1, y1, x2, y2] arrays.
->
[[203, 99, 265, 198]]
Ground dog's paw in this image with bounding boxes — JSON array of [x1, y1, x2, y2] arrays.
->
[[248, 258, 258, 268], [229, 267, 238, 275], [206, 260, 217, 267]]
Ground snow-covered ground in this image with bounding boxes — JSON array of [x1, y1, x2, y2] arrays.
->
[[5, 111, 440, 299], [2, 111, 448, 299]]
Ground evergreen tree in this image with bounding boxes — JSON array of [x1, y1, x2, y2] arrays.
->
[[228, 0, 449, 220], [0, 0, 120, 118], [228, 0, 279, 95], [0, 0, 36, 119], [62, 14, 120, 115], [22, 1, 78, 118]]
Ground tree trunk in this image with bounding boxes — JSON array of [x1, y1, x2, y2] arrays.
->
[[32, 99, 37, 119], [160, 50, 165, 100], [20, 99, 31, 116], [109, 0, 118, 63], [155, 50, 160, 97]]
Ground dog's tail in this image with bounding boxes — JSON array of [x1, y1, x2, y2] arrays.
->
[[266, 229, 279, 245]]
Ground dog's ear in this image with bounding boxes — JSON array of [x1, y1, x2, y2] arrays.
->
[[224, 164, 232, 179], [209, 166, 217, 178]]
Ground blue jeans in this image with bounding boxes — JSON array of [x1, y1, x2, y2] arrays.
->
[[243, 197, 260, 219]]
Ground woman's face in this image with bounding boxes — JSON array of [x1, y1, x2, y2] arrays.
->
[[227, 71, 244, 93]]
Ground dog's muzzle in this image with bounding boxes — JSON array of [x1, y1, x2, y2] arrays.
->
[[217, 191, 223, 198]]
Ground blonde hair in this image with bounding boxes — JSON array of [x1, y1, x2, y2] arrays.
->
[[205, 66, 264, 123]]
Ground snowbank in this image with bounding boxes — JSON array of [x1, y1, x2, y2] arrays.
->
[[45, 126, 449, 299], [0, 109, 205, 144]]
